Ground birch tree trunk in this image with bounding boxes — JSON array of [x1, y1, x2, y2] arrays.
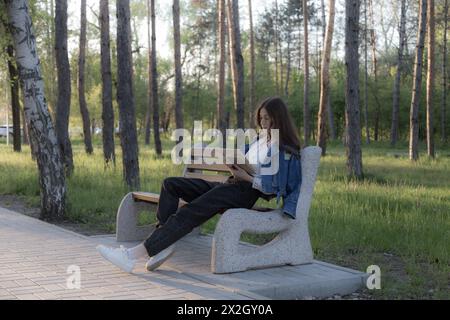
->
[[5, 0, 66, 220], [55, 0, 74, 176], [100, 0, 116, 166], [317, 0, 335, 156], [78, 0, 93, 155], [409, 0, 427, 161], [117, 0, 140, 188], [344, 0, 363, 178], [390, 0, 406, 146], [426, 0, 435, 158]]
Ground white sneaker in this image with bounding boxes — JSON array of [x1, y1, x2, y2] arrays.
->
[[145, 244, 175, 271], [96, 245, 136, 273]]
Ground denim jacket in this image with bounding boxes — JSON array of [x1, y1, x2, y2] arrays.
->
[[244, 142, 302, 219]]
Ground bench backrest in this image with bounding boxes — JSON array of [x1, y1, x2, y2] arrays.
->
[[183, 163, 231, 183], [294, 146, 322, 223]]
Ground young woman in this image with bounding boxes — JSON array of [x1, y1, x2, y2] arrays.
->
[[96, 97, 303, 273]]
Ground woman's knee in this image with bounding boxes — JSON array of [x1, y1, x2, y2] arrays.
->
[[162, 177, 178, 191]]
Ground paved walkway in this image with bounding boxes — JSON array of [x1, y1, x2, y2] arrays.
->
[[0, 207, 253, 300], [0, 207, 366, 300]]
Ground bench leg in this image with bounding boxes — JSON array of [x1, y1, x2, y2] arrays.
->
[[116, 193, 156, 242]]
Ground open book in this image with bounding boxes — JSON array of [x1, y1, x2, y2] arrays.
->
[[223, 148, 257, 176]]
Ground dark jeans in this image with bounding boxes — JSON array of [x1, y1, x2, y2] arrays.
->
[[143, 177, 264, 257]]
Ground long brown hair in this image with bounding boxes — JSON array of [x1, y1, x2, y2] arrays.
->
[[255, 97, 302, 152]]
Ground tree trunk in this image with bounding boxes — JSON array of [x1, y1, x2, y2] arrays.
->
[[145, 3, 152, 146], [5, 0, 66, 221], [426, 0, 435, 158], [442, 0, 448, 143], [149, 0, 162, 155], [368, 0, 380, 142], [100, 0, 116, 167], [248, 0, 256, 128], [226, 0, 245, 129], [390, 0, 406, 146], [20, 103, 30, 145], [78, 0, 93, 155], [117, 0, 140, 188], [344, 0, 363, 178], [44, 0, 56, 120], [284, 9, 292, 99], [320, 0, 336, 141], [303, 0, 310, 145], [7, 45, 22, 152], [173, 0, 184, 134], [363, 0, 370, 144], [217, 0, 227, 142], [317, 0, 335, 156], [274, 0, 279, 95], [409, 0, 427, 161], [55, 0, 74, 176]]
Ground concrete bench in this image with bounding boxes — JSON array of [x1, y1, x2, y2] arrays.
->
[[116, 146, 322, 274], [212, 146, 322, 273]]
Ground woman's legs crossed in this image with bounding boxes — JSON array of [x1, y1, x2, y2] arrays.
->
[[156, 177, 220, 225], [144, 181, 261, 257]]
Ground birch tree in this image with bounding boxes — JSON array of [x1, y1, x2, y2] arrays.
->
[[5, 0, 66, 220]]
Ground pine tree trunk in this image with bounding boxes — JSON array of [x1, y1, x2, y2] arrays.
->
[[55, 0, 74, 176], [248, 0, 256, 128], [321, 0, 335, 141], [217, 0, 227, 142], [368, 0, 380, 142], [149, 0, 162, 155], [390, 0, 406, 146], [442, 0, 448, 143], [117, 0, 140, 188], [409, 0, 427, 161], [100, 0, 115, 166], [426, 0, 435, 158], [173, 0, 184, 134], [274, 0, 279, 95], [6, 45, 22, 152], [78, 0, 93, 155], [145, 0, 152, 146], [344, 0, 363, 178], [284, 10, 292, 98], [363, 0, 370, 144], [5, 0, 66, 220], [226, 0, 245, 129], [303, 0, 310, 145], [317, 0, 335, 156]]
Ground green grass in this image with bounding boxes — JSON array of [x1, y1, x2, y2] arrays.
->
[[0, 135, 449, 299]]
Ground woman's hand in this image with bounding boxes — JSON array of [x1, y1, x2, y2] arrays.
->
[[227, 165, 253, 183]]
